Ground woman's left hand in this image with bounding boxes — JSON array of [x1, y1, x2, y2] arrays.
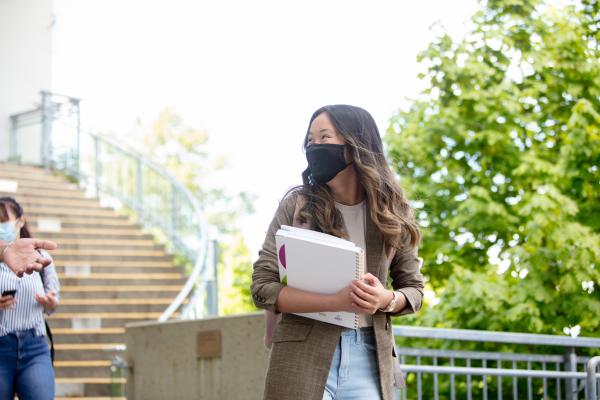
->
[[350, 273, 393, 315], [35, 291, 58, 312]]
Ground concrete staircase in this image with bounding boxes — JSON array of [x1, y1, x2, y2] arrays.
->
[[0, 163, 186, 399]]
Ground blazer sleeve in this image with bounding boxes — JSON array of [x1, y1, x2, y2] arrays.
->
[[250, 195, 297, 314], [388, 233, 424, 317]]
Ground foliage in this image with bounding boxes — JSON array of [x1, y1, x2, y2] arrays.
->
[[218, 234, 258, 315], [385, 0, 600, 336], [139, 108, 258, 315]]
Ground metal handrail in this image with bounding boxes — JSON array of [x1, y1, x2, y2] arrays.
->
[[393, 325, 600, 400], [587, 357, 600, 400], [83, 131, 213, 320], [394, 325, 600, 348], [8, 91, 218, 320]]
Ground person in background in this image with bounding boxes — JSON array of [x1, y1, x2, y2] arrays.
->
[[0, 197, 60, 400]]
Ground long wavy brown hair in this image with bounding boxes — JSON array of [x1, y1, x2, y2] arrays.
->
[[288, 104, 420, 254]]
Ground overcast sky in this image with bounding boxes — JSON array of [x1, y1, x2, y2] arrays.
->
[[51, 0, 478, 254]]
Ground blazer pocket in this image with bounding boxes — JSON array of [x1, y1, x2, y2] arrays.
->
[[272, 323, 313, 343]]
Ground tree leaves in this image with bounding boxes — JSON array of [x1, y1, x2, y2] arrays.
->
[[386, 0, 600, 336]]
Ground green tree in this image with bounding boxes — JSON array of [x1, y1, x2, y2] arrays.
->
[[139, 108, 258, 314], [385, 0, 600, 336]]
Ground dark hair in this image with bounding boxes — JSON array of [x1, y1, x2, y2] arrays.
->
[[0, 197, 31, 239], [290, 104, 420, 254]]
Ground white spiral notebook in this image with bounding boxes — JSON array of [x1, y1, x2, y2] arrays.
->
[[275, 225, 365, 329]]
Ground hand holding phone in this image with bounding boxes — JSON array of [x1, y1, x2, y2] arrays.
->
[[0, 290, 16, 310]]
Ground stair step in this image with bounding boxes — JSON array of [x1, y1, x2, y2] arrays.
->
[[61, 285, 182, 292], [59, 277, 184, 287], [60, 299, 174, 305], [56, 360, 112, 367], [54, 348, 123, 361], [60, 290, 180, 300], [53, 328, 126, 334], [55, 343, 124, 351], [56, 398, 126, 400], [16, 197, 102, 209], [7, 179, 80, 192], [29, 216, 134, 228], [48, 311, 171, 328], [55, 238, 157, 247], [55, 365, 113, 378], [0, 188, 90, 201], [52, 248, 168, 257], [0, 170, 67, 183], [58, 303, 169, 313], [57, 266, 179, 274], [52, 328, 123, 345], [58, 273, 182, 280], [0, 162, 56, 174], [55, 260, 175, 268], [57, 378, 126, 383], [50, 312, 165, 319], [55, 378, 126, 397], [31, 228, 150, 237], [26, 206, 125, 218]]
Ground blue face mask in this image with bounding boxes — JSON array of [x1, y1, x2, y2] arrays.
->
[[0, 221, 18, 243]]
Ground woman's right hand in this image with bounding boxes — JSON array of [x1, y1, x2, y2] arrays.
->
[[0, 295, 16, 310]]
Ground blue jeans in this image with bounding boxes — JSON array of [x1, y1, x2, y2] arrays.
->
[[323, 327, 382, 400], [0, 329, 54, 400]]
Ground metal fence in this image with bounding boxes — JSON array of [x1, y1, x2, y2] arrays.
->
[[394, 326, 600, 400], [8, 91, 218, 320]]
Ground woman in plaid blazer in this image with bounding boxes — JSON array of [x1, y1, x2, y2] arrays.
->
[[251, 104, 424, 400]]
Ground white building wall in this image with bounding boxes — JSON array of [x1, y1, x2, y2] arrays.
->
[[0, 0, 53, 161]]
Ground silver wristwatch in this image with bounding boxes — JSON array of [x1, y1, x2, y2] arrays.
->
[[379, 290, 399, 312]]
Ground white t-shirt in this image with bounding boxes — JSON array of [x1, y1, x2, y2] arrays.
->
[[335, 200, 373, 327]]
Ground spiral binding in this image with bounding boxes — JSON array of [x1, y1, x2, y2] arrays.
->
[[353, 250, 364, 329]]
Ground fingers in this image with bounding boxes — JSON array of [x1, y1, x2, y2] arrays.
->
[[33, 240, 58, 251], [350, 291, 377, 314], [351, 283, 377, 306], [35, 293, 51, 306], [361, 273, 381, 286], [0, 296, 16, 309], [354, 279, 378, 295], [26, 262, 45, 274], [350, 293, 377, 314]]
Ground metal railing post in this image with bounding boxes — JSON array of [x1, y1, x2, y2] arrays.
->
[[587, 357, 600, 400], [566, 347, 578, 400], [74, 98, 81, 179], [203, 240, 218, 316], [210, 239, 219, 315], [171, 183, 178, 237], [40, 91, 52, 168], [9, 115, 17, 161], [94, 135, 101, 197], [136, 158, 143, 219]]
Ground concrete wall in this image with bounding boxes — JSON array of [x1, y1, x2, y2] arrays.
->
[[0, 0, 53, 160], [125, 313, 269, 400]]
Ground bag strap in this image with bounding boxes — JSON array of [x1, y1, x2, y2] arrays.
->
[[37, 261, 55, 366]]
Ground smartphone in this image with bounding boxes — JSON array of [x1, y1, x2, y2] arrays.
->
[[1, 290, 16, 298]]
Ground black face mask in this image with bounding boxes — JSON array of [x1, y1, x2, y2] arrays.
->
[[304, 144, 351, 185]]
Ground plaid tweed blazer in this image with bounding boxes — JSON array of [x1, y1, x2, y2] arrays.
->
[[251, 194, 424, 400]]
